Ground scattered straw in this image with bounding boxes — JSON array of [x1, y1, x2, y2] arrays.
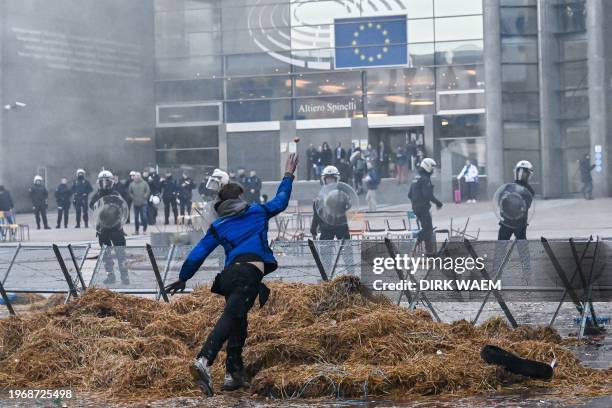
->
[[0, 276, 609, 401]]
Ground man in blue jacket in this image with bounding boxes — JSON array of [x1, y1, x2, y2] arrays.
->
[[165, 153, 298, 397]]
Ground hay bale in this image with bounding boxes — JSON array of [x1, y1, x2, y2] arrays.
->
[[0, 278, 608, 402]]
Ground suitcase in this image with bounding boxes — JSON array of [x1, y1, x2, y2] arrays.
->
[[454, 187, 462, 204]]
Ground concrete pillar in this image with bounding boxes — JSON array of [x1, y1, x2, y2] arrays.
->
[[587, 0, 609, 196], [538, 0, 563, 198], [423, 114, 434, 158], [0, 3, 5, 185], [351, 117, 369, 147], [483, 0, 504, 196]]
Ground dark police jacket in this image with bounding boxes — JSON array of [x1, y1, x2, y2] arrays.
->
[[408, 168, 442, 211], [0, 190, 14, 211], [161, 177, 178, 200], [72, 178, 93, 202], [55, 184, 73, 208], [29, 184, 48, 208]]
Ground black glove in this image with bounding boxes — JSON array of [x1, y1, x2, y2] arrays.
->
[[436, 202, 443, 210], [165, 279, 186, 295]]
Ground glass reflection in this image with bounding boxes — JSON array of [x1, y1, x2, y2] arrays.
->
[[435, 40, 483, 65], [434, 16, 483, 42]]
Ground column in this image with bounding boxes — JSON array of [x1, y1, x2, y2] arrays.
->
[[483, 0, 504, 196]]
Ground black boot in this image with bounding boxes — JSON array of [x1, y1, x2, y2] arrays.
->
[[103, 273, 116, 284]]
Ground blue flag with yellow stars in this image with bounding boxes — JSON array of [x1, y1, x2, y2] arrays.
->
[[334, 15, 407, 69]]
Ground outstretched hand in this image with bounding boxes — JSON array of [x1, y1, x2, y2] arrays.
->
[[165, 279, 186, 295], [285, 153, 299, 175]]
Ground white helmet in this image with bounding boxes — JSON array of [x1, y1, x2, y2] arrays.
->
[[129, 171, 136, 178], [97, 170, 114, 190], [420, 158, 437, 174], [514, 160, 533, 182], [321, 165, 340, 184], [33, 175, 43, 183], [205, 168, 230, 192], [149, 195, 161, 205], [76, 169, 85, 177]]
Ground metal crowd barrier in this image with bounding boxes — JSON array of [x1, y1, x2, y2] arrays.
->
[[0, 239, 609, 338]]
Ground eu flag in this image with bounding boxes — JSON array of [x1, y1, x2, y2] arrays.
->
[[334, 15, 407, 69]]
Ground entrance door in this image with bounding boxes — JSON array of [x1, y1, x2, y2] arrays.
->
[[368, 126, 425, 176]]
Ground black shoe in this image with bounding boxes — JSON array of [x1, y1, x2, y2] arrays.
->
[[481, 345, 553, 380], [64, 225, 68, 229], [102, 274, 116, 285], [84, 223, 88, 228], [37, 226, 41, 230], [56, 225, 61, 229], [75, 225, 80, 229], [164, 221, 169, 225], [222, 371, 250, 391], [44, 226, 51, 230], [190, 358, 214, 397]]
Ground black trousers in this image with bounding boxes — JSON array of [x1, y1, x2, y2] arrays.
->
[[498, 223, 527, 240], [582, 180, 593, 199], [163, 197, 178, 223], [34, 206, 49, 228], [98, 228, 127, 275], [320, 225, 350, 240], [179, 199, 192, 216], [56, 205, 69, 227], [414, 207, 435, 254], [74, 198, 89, 226], [198, 263, 262, 373]]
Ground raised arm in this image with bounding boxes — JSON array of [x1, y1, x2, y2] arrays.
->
[[262, 153, 298, 217]]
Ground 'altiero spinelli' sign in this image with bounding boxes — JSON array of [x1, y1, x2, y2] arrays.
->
[[296, 99, 359, 115]]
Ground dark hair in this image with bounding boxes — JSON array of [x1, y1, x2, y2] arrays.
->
[[218, 183, 244, 201]]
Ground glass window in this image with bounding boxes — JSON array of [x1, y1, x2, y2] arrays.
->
[[564, 125, 590, 148], [367, 67, 435, 94], [503, 124, 540, 150], [502, 64, 539, 92], [409, 43, 435, 66], [560, 89, 589, 119], [225, 52, 292, 76], [434, 0, 482, 17], [438, 92, 484, 111], [560, 60, 588, 89], [157, 149, 220, 167], [502, 92, 540, 121], [501, 0, 536, 5], [435, 40, 483, 65], [155, 79, 224, 102], [500, 7, 538, 36], [439, 138, 487, 176], [436, 114, 485, 138], [367, 93, 434, 116], [434, 16, 483, 42], [226, 76, 292, 100], [226, 99, 293, 122], [501, 38, 538, 63], [408, 19, 434, 44], [402, 0, 434, 19], [295, 72, 362, 97], [156, 56, 222, 80], [436, 65, 484, 90], [504, 150, 540, 187], [156, 126, 219, 150], [556, 2, 586, 33], [158, 104, 221, 124], [295, 96, 363, 119], [560, 39, 587, 61]]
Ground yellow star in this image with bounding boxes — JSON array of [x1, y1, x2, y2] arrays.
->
[[376, 24, 381, 29], [377, 54, 382, 59], [368, 56, 374, 62], [352, 40, 357, 46], [384, 38, 390, 44], [354, 48, 360, 54], [383, 47, 388, 53], [383, 30, 388, 36], [368, 22, 373, 28], [360, 54, 366, 60], [359, 25, 365, 31], [354, 32, 359, 37]]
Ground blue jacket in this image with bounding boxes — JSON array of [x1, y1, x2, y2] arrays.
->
[[179, 175, 294, 281]]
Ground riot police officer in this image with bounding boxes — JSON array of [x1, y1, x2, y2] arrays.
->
[[72, 169, 93, 228], [90, 170, 129, 285], [161, 172, 179, 225], [497, 160, 535, 240], [408, 158, 443, 254], [178, 172, 196, 217], [55, 177, 72, 229], [29, 175, 51, 230], [310, 166, 351, 240]]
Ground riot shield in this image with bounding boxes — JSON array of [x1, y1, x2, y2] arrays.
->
[[314, 182, 359, 226]]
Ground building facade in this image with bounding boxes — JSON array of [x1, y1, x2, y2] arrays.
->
[[0, 0, 155, 210]]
